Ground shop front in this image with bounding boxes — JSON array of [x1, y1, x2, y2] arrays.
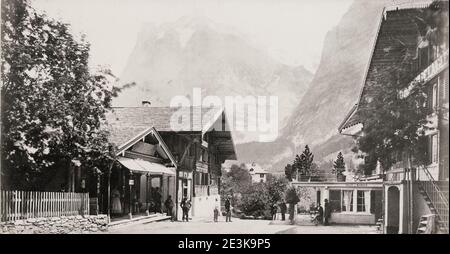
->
[[291, 181, 383, 225], [109, 157, 175, 220]]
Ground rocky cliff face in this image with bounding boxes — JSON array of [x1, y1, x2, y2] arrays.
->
[[116, 16, 313, 143], [236, 0, 392, 171]]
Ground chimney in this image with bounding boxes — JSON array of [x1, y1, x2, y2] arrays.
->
[[141, 100, 151, 107]]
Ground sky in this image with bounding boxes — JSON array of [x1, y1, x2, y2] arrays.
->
[[31, 0, 354, 76]]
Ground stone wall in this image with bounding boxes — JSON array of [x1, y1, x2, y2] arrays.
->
[[0, 215, 108, 234]]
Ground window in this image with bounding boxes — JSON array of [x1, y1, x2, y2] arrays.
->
[[200, 148, 208, 163], [329, 190, 342, 213], [260, 174, 264, 178], [444, 71, 449, 102], [357, 191, 365, 212], [432, 83, 438, 111], [419, 46, 430, 71], [431, 134, 439, 164], [342, 190, 353, 212], [195, 172, 210, 186]]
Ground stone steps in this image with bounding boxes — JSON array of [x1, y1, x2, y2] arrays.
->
[[109, 213, 171, 228]]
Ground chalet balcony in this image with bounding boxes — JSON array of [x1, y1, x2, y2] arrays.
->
[[196, 161, 208, 173], [400, 48, 449, 99]]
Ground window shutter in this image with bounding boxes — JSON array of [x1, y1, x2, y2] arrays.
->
[[444, 71, 449, 102], [428, 136, 432, 165]]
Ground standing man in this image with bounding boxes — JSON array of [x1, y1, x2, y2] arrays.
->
[[164, 195, 174, 221], [271, 203, 278, 220], [225, 196, 232, 222], [180, 196, 189, 222], [213, 198, 220, 222], [324, 199, 331, 226], [279, 199, 287, 221], [180, 196, 191, 222], [316, 203, 324, 225], [154, 187, 162, 213]]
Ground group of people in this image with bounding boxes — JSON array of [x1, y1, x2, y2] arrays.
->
[[270, 199, 288, 221], [269, 198, 332, 225], [163, 195, 192, 222], [311, 199, 331, 225], [213, 196, 232, 222]]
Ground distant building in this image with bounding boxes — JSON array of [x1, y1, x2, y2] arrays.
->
[[244, 163, 269, 183]]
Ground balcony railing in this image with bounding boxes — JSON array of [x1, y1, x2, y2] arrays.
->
[[384, 1, 433, 14], [400, 48, 449, 98], [417, 166, 449, 233], [196, 161, 208, 173]]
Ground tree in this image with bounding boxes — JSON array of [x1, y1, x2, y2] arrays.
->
[[284, 186, 300, 205], [353, 3, 448, 174], [293, 145, 314, 181], [332, 152, 346, 176], [238, 183, 271, 219], [284, 163, 294, 181], [235, 174, 288, 219], [265, 174, 288, 204], [284, 186, 300, 224], [220, 164, 252, 201], [1, 0, 124, 189]]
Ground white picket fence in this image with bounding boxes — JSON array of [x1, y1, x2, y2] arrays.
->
[[0, 190, 89, 222]]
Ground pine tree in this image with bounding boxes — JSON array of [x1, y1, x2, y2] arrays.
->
[[332, 152, 346, 175], [293, 145, 314, 181]]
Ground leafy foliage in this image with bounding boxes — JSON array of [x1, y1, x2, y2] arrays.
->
[[0, 0, 124, 189], [220, 164, 252, 201], [238, 183, 271, 218], [284, 186, 300, 204], [351, 3, 450, 173], [237, 174, 288, 219], [284, 164, 294, 181]]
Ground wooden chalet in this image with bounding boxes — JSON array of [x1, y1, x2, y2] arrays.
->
[[98, 106, 236, 220], [338, 1, 448, 234]]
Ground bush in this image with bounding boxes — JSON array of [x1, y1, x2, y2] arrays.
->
[[285, 187, 300, 204]]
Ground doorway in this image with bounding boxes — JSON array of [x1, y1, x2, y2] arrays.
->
[[387, 186, 400, 234]]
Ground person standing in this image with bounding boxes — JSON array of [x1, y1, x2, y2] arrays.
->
[[111, 188, 122, 215], [225, 196, 232, 222], [279, 199, 287, 221], [154, 187, 162, 213], [271, 203, 278, 220], [213, 198, 220, 222], [164, 195, 174, 221], [316, 203, 324, 225], [180, 196, 189, 222], [324, 199, 331, 226]]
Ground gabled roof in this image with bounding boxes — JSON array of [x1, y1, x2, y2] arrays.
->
[[339, 3, 433, 133], [105, 106, 222, 147], [105, 106, 237, 162], [112, 126, 178, 168]]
